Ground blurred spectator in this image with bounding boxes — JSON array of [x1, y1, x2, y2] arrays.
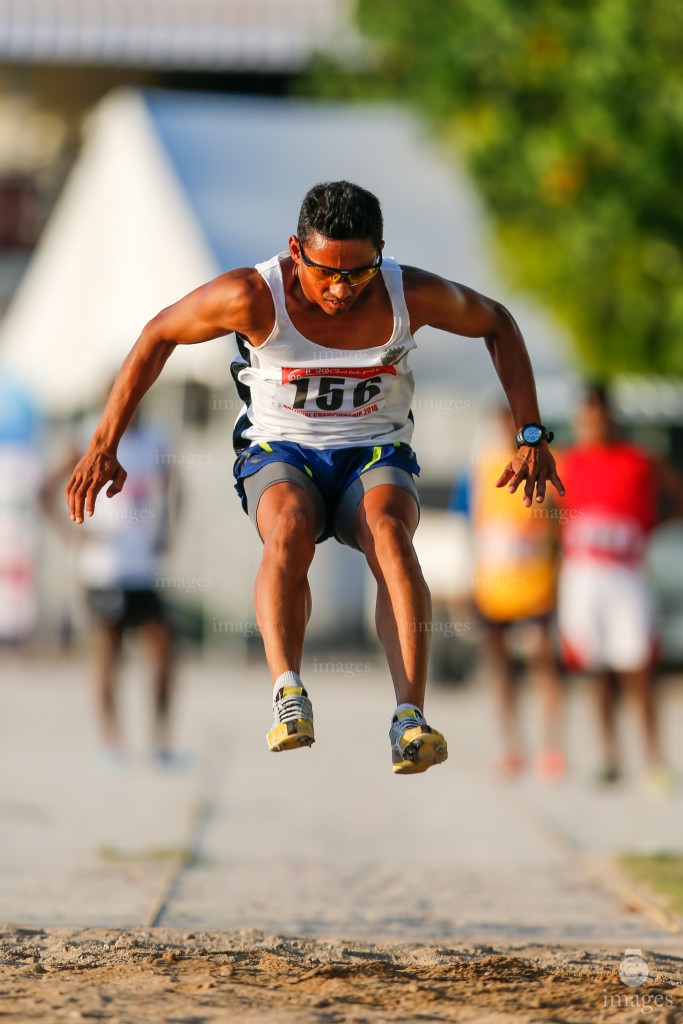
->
[[0, 175, 41, 251], [42, 409, 179, 767], [470, 406, 565, 780], [0, 376, 40, 642], [556, 383, 683, 793]]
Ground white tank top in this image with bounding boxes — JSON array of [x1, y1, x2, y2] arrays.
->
[[232, 253, 417, 450]]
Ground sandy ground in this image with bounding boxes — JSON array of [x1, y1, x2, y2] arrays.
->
[[2, 927, 682, 1023], [3, 653, 683, 1021]]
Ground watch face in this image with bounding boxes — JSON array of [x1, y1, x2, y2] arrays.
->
[[522, 425, 542, 444]]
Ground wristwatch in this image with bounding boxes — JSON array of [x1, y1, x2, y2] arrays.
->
[[515, 423, 554, 448]]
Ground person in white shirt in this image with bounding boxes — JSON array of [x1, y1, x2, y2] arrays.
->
[[45, 412, 175, 766]]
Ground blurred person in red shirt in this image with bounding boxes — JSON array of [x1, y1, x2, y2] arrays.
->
[[557, 383, 683, 793]]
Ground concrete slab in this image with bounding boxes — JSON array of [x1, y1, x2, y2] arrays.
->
[[0, 649, 681, 949]]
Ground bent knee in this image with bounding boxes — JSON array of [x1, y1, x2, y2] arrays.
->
[[262, 506, 316, 560], [362, 513, 415, 558]]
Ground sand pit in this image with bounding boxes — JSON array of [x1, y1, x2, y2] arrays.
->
[[1, 927, 681, 1023]]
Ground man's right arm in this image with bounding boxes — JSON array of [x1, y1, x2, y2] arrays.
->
[[66, 269, 267, 523]]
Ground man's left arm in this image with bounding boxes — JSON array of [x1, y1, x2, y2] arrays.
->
[[404, 268, 565, 506]]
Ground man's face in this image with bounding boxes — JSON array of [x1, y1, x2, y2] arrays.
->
[[289, 232, 383, 316]]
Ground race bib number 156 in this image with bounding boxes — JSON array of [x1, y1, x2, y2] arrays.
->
[[276, 365, 396, 418]]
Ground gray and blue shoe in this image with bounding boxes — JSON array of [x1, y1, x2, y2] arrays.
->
[[267, 684, 315, 752], [390, 707, 447, 774]]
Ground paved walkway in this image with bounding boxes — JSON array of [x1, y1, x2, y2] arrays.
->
[[1, 648, 682, 950]]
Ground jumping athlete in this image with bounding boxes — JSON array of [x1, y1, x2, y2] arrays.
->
[[65, 181, 564, 774]]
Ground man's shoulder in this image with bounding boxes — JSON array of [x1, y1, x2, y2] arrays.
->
[[210, 265, 266, 299], [397, 264, 442, 285], [398, 264, 465, 298], [396, 265, 464, 330], [204, 265, 274, 328]]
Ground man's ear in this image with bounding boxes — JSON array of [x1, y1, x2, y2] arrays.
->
[[288, 235, 301, 261]]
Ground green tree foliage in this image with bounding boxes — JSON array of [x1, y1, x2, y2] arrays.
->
[[320, 1, 683, 374]]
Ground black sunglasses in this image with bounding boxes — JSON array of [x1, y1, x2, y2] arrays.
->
[[298, 241, 382, 286]]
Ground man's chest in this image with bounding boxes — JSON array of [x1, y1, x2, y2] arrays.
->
[[288, 299, 395, 349]]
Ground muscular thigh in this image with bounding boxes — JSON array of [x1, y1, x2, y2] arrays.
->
[[242, 463, 326, 542], [255, 480, 321, 542], [353, 483, 420, 554]]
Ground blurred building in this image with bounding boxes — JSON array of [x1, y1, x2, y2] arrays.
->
[[0, 0, 361, 311], [0, 1, 359, 73]]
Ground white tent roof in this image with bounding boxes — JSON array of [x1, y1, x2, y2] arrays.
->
[[0, 89, 575, 417], [0, 90, 223, 413]]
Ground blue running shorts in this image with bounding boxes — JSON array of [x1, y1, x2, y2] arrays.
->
[[233, 440, 420, 549]]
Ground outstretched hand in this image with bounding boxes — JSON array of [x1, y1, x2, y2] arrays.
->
[[66, 448, 128, 523], [496, 444, 565, 506]]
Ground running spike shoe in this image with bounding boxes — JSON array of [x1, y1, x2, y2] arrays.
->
[[390, 707, 448, 774], [267, 684, 315, 752]]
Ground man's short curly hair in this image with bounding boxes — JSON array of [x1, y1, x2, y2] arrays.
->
[[297, 181, 383, 250]]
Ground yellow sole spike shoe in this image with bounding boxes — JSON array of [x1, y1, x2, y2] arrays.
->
[[390, 710, 448, 775], [267, 684, 315, 752]]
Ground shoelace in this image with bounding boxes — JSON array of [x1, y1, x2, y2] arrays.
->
[[392, 712, 425, 736], [274, 691, 313, 724]]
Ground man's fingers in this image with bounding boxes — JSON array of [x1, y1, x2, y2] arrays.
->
[[532, 461, 548, 504], [507, 462, 529, 493], [66, 461, 91, 522], [496, 448, 560, 506], [67, 476, 87, 523], [496, 449, 559, 506], [495, 463, 515, 488], [65, 455, 126, 522], [84, 481, 104, 517], [65, 480, 76, 520], [550, 469, 566, 497], [106, 466, 127, 498]]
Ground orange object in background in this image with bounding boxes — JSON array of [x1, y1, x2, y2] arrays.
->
[[471, 447, 557, 623]]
